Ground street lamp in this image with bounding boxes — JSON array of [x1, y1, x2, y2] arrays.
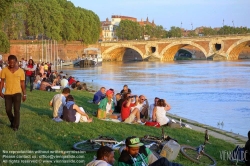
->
[[232, 20, 234, 27]]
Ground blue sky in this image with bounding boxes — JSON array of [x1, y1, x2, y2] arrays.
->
[[69, 0, 250, 30]]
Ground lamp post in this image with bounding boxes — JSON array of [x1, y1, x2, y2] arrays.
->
[[232, 20, 234, 27], [181, 22, 183, 37], [222, 19, 224, 35]]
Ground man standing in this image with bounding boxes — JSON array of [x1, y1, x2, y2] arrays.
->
[[0, 55, 26, 131], [87, 146, 115, 166], [118, 136, 182, 166]]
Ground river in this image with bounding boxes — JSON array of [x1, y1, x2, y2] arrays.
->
[[61, 60, 250, 137]]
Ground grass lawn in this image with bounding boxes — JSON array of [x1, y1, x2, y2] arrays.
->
[[0, 89, 236, 166]]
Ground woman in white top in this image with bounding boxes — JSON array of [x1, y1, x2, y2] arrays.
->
[[152, 99, 171, 126]]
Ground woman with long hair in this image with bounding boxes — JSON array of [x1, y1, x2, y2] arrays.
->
[[152, 99, 171, 126], [25, 59, 36, 92]]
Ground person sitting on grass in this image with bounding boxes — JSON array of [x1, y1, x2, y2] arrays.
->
[[152, 99, 171, 126], [87, 146, 115, 166], [97, 89, 118, 119], [118, 136, 182, 166], [114, 93, 122, 113], [245, 130, 250, 166], [130, 95, 149, 120], [93, 87, 106, 104], [149, 97, 159, 121], [49, 87, 70, 120], [39, 77, 52, 91], [62, 95, 92, 123], [121, 93, 143, 124]]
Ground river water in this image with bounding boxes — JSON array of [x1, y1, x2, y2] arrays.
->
[[62, 60, 250, 137]]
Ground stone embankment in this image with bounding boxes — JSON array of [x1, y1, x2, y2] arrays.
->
[[167, 113, 247, 147]]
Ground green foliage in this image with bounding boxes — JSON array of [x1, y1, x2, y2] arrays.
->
[[0, 31, 10, 53], [187, 30, 198, 37], [0, 0, 15, 24], [202, 27, 217, 36], [0, 0, 100, 44], [116, 20, 142, 40], [0, 89, 236, 165], [167, 26, 182, 38], [217, 25, 250, 35]]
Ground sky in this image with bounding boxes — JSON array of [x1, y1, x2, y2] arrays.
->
[[69, 0, 250, 30]]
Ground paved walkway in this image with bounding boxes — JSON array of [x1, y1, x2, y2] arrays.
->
[[167, 113, 247, 147]]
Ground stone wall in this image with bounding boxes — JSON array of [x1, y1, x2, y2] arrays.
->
[[2, 40, 100, 62]]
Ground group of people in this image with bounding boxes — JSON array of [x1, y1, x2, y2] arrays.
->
[[49, 87, 93, 123], [92, 85, 172, 126], [19, 58, 90, 92], [87, 136, 182, 166]]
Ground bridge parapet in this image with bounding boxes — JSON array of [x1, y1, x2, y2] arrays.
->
[[100, 35, 250, 61]]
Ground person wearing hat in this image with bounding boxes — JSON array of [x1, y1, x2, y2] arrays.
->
[[118, 136, 182, 166], [97, 89, 118, 119]]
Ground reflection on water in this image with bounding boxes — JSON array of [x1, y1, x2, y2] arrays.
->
[[62, 60, 250, 137]]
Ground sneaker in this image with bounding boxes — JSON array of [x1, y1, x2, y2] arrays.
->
[[171, 119, 177, 123], [137, 120, 146, 125]]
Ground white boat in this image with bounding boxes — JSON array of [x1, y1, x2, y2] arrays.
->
[[83, 47, 102, 66]]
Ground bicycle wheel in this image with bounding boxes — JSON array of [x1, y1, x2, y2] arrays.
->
[[73, 140, 101, 152], [180, 145, 216, 166]]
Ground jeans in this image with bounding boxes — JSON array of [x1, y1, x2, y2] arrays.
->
[[4, 93, 22, 129], [25, 75, 34, 91], [150, 158, 182, 166]]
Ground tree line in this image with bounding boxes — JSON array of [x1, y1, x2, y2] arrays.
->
[[1, 0, 250, 53], [0, 0, 100, 53], [167, 26, 250, 38]]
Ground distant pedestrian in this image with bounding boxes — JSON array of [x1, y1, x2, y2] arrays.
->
[[0, 55, 26, 131]]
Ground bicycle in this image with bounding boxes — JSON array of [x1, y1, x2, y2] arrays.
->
[[180, 145, 216, 166], [73, 136, 125, 152], [139, 128, 178, 158]]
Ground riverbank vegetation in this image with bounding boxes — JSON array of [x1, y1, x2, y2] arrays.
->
[[0, 89, 236, 165], [0, 0, 100, 45]]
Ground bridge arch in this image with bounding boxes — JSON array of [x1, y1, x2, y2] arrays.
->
[[102, 45, 144, 61], [159, 41, 207, 61], [226, 37, 250, 60]]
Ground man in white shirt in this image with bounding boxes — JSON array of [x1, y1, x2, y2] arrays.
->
[[21, 58, 27, 69], [149, 97, 159, 121], [49, 87, 70, 119], [60, 76, 69, 88], [131, 95, 149, 119]]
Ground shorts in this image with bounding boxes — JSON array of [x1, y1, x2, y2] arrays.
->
[[124, 114, 136, 123]]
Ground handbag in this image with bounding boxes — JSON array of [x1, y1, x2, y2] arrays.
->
[[145, 121, 160, 127], [31, 71, 36, 77], [97, 109, 106, 119]]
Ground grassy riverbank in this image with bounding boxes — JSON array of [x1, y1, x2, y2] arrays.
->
[[0, 89, 236, 166]]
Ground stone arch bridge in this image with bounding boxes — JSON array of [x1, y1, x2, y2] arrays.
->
[[100, 35, 250, 61]]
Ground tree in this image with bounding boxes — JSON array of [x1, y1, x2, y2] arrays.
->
[[202, 27, 217, 36], [25, 0, 64, 40], [116, 20, 141, 40], [0, 31, 10, 53], [168, 26, 182, 38]]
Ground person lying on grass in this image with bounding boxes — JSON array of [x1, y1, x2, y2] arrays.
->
[[62, 95, 92, 123]]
